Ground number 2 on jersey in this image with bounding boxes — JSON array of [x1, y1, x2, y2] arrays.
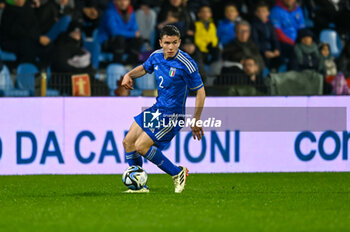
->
[[159, 76, 164, 88]]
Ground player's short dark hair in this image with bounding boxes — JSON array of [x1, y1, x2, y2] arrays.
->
[[160, 25, 181, 39]]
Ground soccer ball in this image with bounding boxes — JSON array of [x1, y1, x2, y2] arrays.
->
[[122, 166, 148, 190]]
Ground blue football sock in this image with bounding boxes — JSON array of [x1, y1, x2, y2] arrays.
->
[[144, 146, 181, 176], [125, 151, 143, 167]]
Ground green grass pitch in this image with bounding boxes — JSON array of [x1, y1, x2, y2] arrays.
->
[[0, 172, 349, 232]]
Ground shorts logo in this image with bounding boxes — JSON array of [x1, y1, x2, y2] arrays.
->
[[143, 109, 162, 129], [169, 67, 176, 77]]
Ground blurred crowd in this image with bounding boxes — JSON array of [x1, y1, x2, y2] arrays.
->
[[1, 0, 350, 96]]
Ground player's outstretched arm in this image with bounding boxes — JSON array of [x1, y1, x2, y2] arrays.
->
[[192, 86, 206, 140], [121, 65, 147, 90]]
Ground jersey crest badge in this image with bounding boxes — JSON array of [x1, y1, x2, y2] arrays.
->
[[169, 67, 176, 77]]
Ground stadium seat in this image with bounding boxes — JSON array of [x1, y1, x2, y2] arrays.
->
[[16, 63, 38, 95], [134, 73, 156, 90], [83, 29, 101, 69], [129, 89, 143, 96], [106, 63, 127, 96], [262, 67, 270, 78], [99, 52, 114, 63], [320, 29, 343, 58], [0, 65, 30, 97], [16, 63, 60, 96], [0, 48, 17, 62]]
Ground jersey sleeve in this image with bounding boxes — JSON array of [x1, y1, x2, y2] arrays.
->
[[186, 70, 204, 91], [143, 55, 154, 73], [183, 61, 204, 91]]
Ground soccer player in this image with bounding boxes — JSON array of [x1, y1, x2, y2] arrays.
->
[[121, 25, 206, 193]]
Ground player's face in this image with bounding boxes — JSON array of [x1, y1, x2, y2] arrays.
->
[[160, 35, 181, 59]]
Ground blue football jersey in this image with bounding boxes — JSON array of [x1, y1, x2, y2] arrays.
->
[[142, 49, 204, 114]]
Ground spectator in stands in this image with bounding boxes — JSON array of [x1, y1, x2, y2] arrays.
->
[[0, 0, 51, 64], [51, 22, 92, 74], [319, 42, 337, 76], [98, 0, 142, 65], [36, 0, 80, 46], [337, 40, 350, 77], [219, 51, 245, 76], [301, 0, 337, 36], [216, 3, 241, 48], [75, 0, 101, 38], [210, 0, 275, 23], [222, 20, 265, 73], [270, 0, 305, 66], [302, 0, 350, 37], [245, 0, 277, 14], [50, 22, 109, 95], [187, 0, 209, 16], [293, 29, 323, 72], [252, 1, 281, 71], [216, 55, 266, 87], [194, 5, 219, 65], [182, 37, 207, 82], [243, 56, 267, 93], [157, 0, 194, 40], [136, 0, 157, 49]]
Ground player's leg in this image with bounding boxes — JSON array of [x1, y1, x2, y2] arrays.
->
[[134, 132, 182, 176], [123, 122, 150, 193], [135, 132, 188, 193], [123, 122, 144, 167]]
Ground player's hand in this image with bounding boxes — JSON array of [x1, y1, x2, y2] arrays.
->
[[191, 123, 204, 140], [121, 75, 134, 90]]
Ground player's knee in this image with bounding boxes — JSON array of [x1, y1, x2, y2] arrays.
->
[[134, 140, 149, 156], [123, 138, 133, 151]]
